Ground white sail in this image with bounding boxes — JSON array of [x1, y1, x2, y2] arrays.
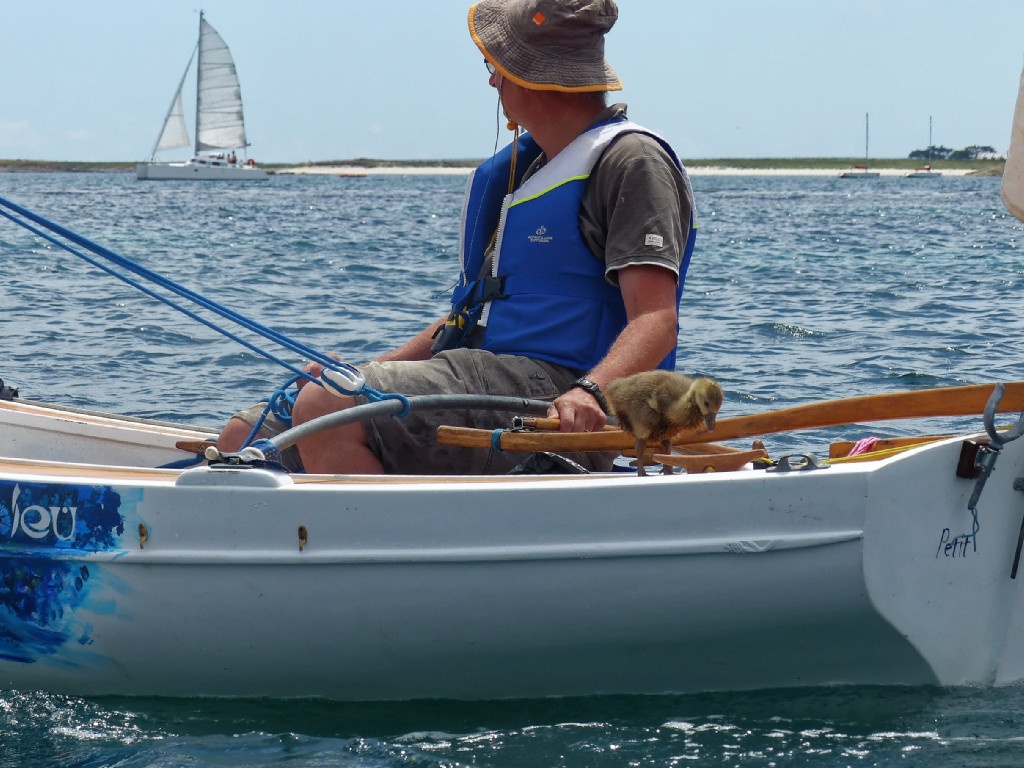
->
[[137, 13, 265, 180], [196, 16, 248, 152], [1002, 56, 1024, 222], [150, 51, 195, 158]]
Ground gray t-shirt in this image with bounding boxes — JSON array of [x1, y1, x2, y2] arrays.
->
[[523, 103, 694, 285]]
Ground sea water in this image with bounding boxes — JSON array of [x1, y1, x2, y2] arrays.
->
[[1, 170, 1023, 766]]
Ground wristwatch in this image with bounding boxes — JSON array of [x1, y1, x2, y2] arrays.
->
[[570, 377, 609, 414]]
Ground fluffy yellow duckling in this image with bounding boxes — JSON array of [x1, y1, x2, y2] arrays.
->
[[605, 371, 724, 476]]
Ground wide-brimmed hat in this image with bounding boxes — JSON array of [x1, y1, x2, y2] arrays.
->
[[468, 0, 621, 92]]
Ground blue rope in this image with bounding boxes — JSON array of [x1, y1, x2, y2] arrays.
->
[[0, 194, 434, 460], [240, 380, 410, 457], [270, 387, 300, 424], [0, 205, 317, 383], [370, 389, 411, 418], [318, 374, 411, 414], [0, 196, 366, 392], [158, 454, 208, 470], [240, 373, 305, 448]]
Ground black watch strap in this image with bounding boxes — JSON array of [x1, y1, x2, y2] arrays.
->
[[570, 377, 609, 414]]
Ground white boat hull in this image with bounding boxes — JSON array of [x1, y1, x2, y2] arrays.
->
[[2, 399, 1024, 700], [137, 158, 267, 181]]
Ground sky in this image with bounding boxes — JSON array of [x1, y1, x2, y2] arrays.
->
[[3, 0, 1024, 164]]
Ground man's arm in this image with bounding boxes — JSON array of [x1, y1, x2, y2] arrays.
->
[[552, 128, 693, 433], [548, 263, 678, 432], [375, 315, 449, 363]]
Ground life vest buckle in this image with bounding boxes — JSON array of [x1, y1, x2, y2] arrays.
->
[[475, 275, 507, 303]]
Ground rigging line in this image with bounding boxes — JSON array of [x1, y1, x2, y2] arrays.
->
[[493, 87, 503, 157], [0, 196, 335, 369], [0, 205, 313, 382], [464, 87, 513, 271], [0, 196, 360, 384]]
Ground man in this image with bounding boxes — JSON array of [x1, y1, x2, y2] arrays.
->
[[218, 0, 696, 475]]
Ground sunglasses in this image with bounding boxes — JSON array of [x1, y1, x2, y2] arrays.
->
[[485, 60, 496, 75]]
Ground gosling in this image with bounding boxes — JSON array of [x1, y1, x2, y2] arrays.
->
[[605, 371, 724, 476]]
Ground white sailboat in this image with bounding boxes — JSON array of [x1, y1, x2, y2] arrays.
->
[[839, 113, 880, 178], [907, 117, 943, 178], [137, 12, 267, 181]]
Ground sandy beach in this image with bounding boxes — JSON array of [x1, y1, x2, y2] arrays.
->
[[685, 166, 976, 177], [274, 164, 977, 177]]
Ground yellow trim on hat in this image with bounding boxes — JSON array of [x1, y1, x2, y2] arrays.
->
[[468, 4, 622, 94]]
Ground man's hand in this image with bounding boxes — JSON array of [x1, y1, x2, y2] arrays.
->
[[547, 387, 608, 433]]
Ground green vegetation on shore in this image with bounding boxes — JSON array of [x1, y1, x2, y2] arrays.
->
[[0, 159, 137, 173], [0, 157, 1005, 175]]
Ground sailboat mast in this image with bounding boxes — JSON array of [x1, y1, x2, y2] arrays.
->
[[194, 10, 203, 156], [865, 112, 869, 165]]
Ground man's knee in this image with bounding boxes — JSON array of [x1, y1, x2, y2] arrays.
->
[[292, 383, 356, 425], [217, 416, 255, 452]]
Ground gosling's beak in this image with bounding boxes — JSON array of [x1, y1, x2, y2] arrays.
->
[[705, 413, 717, 430]]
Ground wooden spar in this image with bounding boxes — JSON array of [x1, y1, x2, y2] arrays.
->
[[436, 381, 1024, 453]]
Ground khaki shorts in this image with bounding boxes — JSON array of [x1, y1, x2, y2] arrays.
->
[[234, 348, 617, 475]]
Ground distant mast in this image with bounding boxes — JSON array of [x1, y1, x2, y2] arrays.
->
[[195, 11, 203, 157], [906, 116, 942, 177], [839, 113, 879, 178], [864, 113, 870, 166]]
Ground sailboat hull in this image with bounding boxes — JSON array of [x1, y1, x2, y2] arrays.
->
[[137, 157, 267, 181], [6, 396, 1024, 699]]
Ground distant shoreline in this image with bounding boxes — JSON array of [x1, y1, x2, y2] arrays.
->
[[0, 158, 1004, 177], [277, 164, 994, 178]]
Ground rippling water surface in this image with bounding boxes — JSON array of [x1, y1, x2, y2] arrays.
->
[[2, 171, 1023, 765]]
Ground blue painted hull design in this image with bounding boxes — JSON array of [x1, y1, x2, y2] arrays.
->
[[0, 481, 127, 665]]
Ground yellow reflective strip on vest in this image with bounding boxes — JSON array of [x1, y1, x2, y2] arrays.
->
[[509, 174, 590, 208]]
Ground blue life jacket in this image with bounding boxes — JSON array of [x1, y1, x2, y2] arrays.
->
[[433, 118, 696, 372]]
